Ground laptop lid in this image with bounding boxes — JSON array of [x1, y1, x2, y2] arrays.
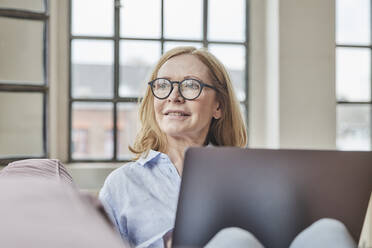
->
[[172, 147, 372, 248]]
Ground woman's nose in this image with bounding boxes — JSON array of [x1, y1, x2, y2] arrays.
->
[[168, 84, 184, 103]]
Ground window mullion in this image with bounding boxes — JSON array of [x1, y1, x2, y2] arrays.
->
[[161, 0, 164, 54], [43, 92, 49, 157], [113, 0, 121, 160], [203, 0, 208, 48], [369, 0, 372, 149], [245, 0, 250, 146], [68, 0, 72, 162]]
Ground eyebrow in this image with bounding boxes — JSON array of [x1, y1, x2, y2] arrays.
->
[[157, 75, 204, 81], [184, 75, 203, 81]]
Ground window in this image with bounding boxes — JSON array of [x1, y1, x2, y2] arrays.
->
[[336, 0, 371, 150], [70, 0, 249, 162], [0, 1, 49, 166], [72, 128, 89, 157]]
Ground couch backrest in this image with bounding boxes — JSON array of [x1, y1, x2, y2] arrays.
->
[[0, 159, 73, 184]]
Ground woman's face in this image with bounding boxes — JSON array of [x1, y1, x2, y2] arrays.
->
[[153, 54, 222, 143]]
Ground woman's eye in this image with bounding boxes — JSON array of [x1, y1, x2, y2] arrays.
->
[[156, 81, 169, 89], [185, 81, 199, 90]]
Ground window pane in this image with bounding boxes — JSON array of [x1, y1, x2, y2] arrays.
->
[[0, 92, 44, 157], [72, 40, 114, 98], [72, 102, 113, 160], [72, 0, 114, 36], [336, 48, 370, 102], [119, 41, 161, 97], [336, 0, 370, 45], [208, 45, 246, 101], [0, 0, 44, 12], [120, 0, 161, 38], [117, 103, 140, 159], [164, 0, 202, 40], [163, 42, 203, 53], [337, 104, 371, 151], [208, 0, 245, 42], [0, 17, 44, 84]]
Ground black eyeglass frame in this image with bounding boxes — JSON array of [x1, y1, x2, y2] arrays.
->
[[148, 78, 218, 100]]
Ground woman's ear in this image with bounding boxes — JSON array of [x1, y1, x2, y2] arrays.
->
[[213, 103, 222, 119]]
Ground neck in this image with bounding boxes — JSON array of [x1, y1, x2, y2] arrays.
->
[[165, 135, 207, 176]]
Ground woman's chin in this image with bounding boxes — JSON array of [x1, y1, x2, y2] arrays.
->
[[164, 130, 187, 137], [162, 128, 191, 139]]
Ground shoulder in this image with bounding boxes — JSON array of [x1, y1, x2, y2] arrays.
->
[[101, 161, 139, 194], [107, 161, 140, 181]]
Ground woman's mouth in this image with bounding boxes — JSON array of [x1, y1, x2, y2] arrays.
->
[[164, 110, 191, 116], [164, 110, 191, 119]]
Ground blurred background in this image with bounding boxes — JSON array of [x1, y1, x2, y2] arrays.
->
[[0, 0, 370, 190]]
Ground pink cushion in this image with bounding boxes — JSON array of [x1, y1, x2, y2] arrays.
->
[[0, 159, 73, 184]]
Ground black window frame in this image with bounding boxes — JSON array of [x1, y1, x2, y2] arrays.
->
[[0, 1, 49, 166], [68, 0, 250, 163]]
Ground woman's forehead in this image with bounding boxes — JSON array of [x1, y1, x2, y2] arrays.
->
[[157, 54, 211, 80]]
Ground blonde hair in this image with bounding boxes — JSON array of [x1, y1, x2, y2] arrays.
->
[[129, 46, 247, 159]]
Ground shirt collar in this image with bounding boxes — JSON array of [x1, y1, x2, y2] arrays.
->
[[137, 149, 162, 166], [137, 144, 214, 166]]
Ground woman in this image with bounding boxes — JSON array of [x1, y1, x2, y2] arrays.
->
[[99, 46, 357, 248], [99, 46, 247, 248]]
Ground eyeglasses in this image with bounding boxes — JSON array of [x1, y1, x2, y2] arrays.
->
[[148, 78, 218, 100]]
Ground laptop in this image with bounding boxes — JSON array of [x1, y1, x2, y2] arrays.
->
[[172, 147, 372, 248]]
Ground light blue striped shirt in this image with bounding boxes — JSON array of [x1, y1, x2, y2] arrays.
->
[[99, 150, 181, 248]]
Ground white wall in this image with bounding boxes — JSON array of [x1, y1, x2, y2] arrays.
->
[[49, 0, 69, 162], [249, 0, 336, 150], [249, 0, 268, 148]]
